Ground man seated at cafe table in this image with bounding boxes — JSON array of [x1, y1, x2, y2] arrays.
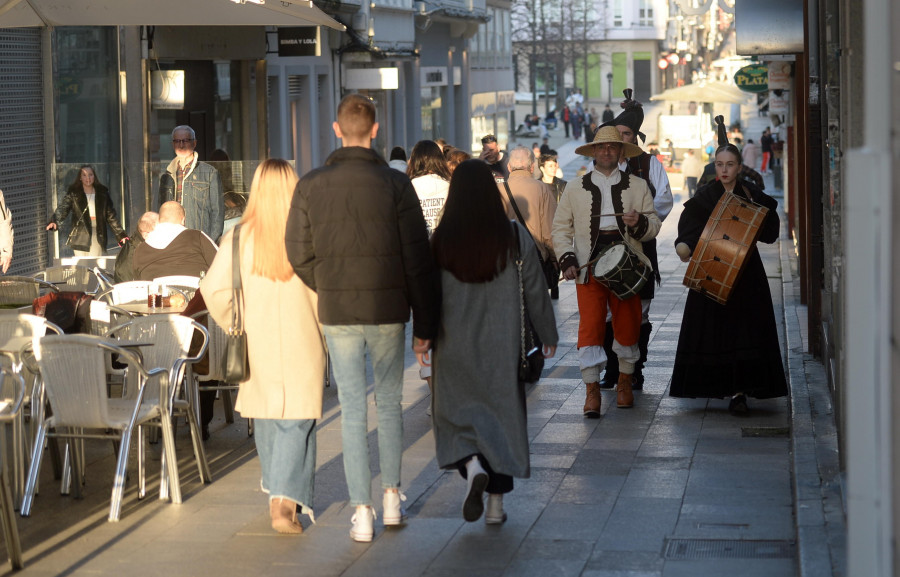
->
[[133, 200, 219, 438], [133, 201, 217, 281]]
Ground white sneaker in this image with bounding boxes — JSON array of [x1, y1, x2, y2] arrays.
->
[[485, 493, 507, 525], [383, 490, 407, 526], [350, 505, 375, 542], [463, 456, 489, 522]]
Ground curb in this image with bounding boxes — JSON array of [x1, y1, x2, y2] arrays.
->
[[782, 212, 847, 577]]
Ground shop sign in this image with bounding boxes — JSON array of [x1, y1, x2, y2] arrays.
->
[[767, 61, 792, 90], [734, 64, 768, 93], [277, 27, 320, 57], [421, 67, 447, 87]]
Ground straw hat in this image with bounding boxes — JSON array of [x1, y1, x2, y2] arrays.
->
[[575, 125, 643, 158]]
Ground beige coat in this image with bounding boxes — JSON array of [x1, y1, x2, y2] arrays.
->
[[504, 169, 558, 261], [200, 227, 326, 419]]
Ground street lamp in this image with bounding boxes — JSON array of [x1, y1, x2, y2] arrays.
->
[[606, 72, 613, 104]]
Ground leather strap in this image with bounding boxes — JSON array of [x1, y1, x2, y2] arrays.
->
[[230, 225, 245, 334]]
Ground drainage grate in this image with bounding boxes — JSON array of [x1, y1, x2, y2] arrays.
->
[[741, 426, 791, 438], [664, 539, 796, 560]]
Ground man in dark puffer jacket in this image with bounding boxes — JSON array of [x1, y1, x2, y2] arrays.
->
[[285, 93, 438, 543]]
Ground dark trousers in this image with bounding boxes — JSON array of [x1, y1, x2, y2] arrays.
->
[[455, 453, 513, 494]]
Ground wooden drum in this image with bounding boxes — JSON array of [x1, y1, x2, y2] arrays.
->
[[683, 191, 769, 305]]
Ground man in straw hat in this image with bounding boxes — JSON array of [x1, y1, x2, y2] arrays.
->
[[597, 89, 673, 392], [552, 126, 661, 414]]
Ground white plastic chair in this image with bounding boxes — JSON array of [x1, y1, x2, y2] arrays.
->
[[105, 314, 212, 503], [96, 281, 152, 305], [21, 335, 169, 522], [152, 276, 200, 289]]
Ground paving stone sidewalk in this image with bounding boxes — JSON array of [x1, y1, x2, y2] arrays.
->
[[0, 173, 845, 576]]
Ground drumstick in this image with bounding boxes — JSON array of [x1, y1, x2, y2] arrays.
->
[[591, 210, 657, 218]]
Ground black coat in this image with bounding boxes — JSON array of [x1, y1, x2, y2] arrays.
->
[[669, 179, 788, 399], [49, 184, 126, 252], [285, 147, 439, 340]]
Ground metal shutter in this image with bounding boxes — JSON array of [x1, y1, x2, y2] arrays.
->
[[0, 28, 47, 274]]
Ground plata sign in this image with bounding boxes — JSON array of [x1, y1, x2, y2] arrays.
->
[[278, 27, 320, 57], [734, 64, 768, 93]]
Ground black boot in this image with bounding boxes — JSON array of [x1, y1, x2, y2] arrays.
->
[[632, 323, 652, 391], [598, 322, 618, 389]]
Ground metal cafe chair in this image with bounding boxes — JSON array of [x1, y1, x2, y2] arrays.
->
[[0, 277, 58, 309], [21, 335, 169, 522], [33, 265, 100, 295], [0, 313, 63, 507], [0, 366, 26, 569], [91, 267, 115, 293], [105, 315, 212, 503]]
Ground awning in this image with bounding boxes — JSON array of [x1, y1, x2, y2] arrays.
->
[[649, 81, 751, 105], [0, 0, 345, 31]]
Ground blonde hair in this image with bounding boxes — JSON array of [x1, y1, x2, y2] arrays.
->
[[241, 159, 298, 281]]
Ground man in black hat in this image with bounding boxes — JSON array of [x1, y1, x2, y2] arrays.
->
[[597, 89, 673, 392]]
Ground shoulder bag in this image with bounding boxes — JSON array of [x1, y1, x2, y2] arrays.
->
[[223, 225, 251, 383], [513, 223, 544, 383]]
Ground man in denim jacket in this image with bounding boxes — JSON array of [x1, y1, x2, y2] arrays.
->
[[159, 125, 224, 242]]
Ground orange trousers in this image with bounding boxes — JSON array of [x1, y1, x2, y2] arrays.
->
[[575, 275, 642, 349]]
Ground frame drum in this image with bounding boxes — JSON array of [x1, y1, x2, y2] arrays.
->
[[683, 191, 769, 305]]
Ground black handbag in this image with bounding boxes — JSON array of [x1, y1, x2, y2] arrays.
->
[[223, 225, 250, 383], [513, 224, 544, 383], [502, 180, 560, 289]]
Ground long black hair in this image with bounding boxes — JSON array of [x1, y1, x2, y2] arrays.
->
[[431, 159, 515, 283]]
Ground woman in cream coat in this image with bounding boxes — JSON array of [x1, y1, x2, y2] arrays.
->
[[201, 159, 326, 535]]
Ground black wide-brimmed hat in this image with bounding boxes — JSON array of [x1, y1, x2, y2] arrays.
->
[[600, 88, 646, 143]]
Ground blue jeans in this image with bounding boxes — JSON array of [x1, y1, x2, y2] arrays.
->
[[255, 418, 317, 508], [322, 323, 405, 507]]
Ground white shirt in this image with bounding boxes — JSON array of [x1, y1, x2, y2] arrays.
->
[[618, 155, 674, 222], [410, 174, 450, 235], [145, 221, 216, 250], [591, 168, 621, 230]]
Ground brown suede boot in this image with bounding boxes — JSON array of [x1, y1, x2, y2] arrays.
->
[[583, 382, 602, 418], [270, 498, 303, 534], [616, 373, 634, 408]]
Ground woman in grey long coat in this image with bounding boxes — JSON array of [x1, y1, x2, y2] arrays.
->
[[415, 160, 558, 524]]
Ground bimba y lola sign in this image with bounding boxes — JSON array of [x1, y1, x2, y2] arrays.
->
[[734, 64, 768, 93]]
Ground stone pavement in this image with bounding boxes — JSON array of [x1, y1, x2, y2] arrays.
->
[[0, 172, 846, 576]]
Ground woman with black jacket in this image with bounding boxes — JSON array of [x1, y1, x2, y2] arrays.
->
[[46, 165, 127, 256]]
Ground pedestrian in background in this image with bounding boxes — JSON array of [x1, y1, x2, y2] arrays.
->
[[760, 127, 774, 174], [285, 94, 438, 543], [0, 189, 13, 273], [680, 149, 703, 198], [202, 158, 326, 534], [389, 146, 408, 172], [419, 159, 557, 525], [408, 140, 451, 235], [46, 165, 128, 256], [741, 138, 760, 172], [444, 147, 471, 176]]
